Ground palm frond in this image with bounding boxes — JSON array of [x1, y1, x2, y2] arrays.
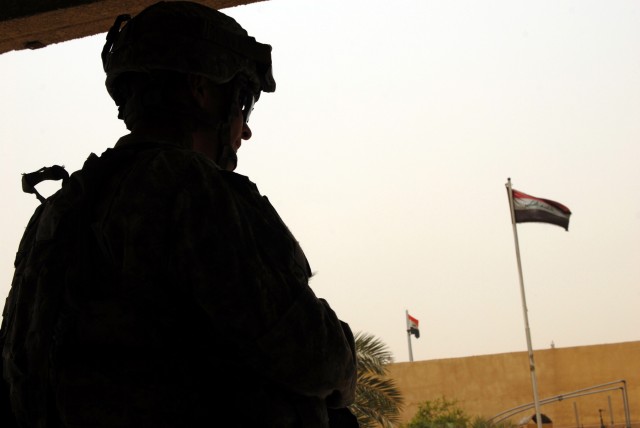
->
[[352, 331, 405, 427], [355, 331, 395, 376]]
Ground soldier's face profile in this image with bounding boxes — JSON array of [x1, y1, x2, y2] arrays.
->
[[228, 98, 252, 154], [189, 77, 252, 163]]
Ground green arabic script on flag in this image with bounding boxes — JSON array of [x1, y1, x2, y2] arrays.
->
[[511, 189, 572, 231]]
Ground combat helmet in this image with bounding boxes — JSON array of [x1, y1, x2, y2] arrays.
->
[[101, 1, 276, 108]]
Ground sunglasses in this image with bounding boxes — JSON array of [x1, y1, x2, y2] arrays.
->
[[239, 90, 256, 124]]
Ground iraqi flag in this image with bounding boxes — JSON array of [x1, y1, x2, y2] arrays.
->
[[407, 314, 420, 338], [511, 188, 572, 231]]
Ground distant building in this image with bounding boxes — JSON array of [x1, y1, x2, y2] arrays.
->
[[388, 341, 640, 427]]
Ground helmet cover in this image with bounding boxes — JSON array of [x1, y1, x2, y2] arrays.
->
[[102, 1, 276, 105]]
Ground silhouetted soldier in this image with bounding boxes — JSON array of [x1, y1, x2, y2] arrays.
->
[[1, 2, 357, 426]]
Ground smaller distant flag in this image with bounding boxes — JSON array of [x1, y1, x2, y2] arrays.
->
[[510, 188, 572, 231], [407, 313, 420, 339]]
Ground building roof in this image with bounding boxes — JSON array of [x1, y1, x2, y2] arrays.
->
[[0, 0, 266, 55]]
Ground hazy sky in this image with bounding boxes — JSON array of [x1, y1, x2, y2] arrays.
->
[[1, 0, 638, 363]]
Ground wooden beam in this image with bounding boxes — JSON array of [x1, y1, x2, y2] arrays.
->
[[0, 0, 266, 55]]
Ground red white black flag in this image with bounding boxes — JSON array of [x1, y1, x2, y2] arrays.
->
[[407, 313, 420, 339], [510, 188, 572, 231]]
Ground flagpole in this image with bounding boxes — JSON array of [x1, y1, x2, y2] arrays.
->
[[506, 178, 543, 428], [406, 310, 414, 362]]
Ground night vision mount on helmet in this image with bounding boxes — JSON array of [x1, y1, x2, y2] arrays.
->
[[101, 1, 276, 108]]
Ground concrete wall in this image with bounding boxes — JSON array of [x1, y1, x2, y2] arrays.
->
[[387, 341, 640, 427]]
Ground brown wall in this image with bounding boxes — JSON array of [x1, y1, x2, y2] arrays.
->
[[387, 341, 640, 428]]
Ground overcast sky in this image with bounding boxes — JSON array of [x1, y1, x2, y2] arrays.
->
[[1, 0, 639, 363]]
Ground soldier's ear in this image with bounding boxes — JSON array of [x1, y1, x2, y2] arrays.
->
[[187, 74, 211, 107]]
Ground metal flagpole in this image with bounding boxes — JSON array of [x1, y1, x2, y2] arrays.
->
[[506, 178, 543, 428], [406, 310, 414, 362]]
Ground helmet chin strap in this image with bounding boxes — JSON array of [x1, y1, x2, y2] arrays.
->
[[214, 116, 238, 171], [217, 145, 238, 171], [175, 90, 238, 171], [213, 82, 247, 172]]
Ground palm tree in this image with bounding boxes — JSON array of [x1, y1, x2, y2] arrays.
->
[[349, 332, 404, 427]]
